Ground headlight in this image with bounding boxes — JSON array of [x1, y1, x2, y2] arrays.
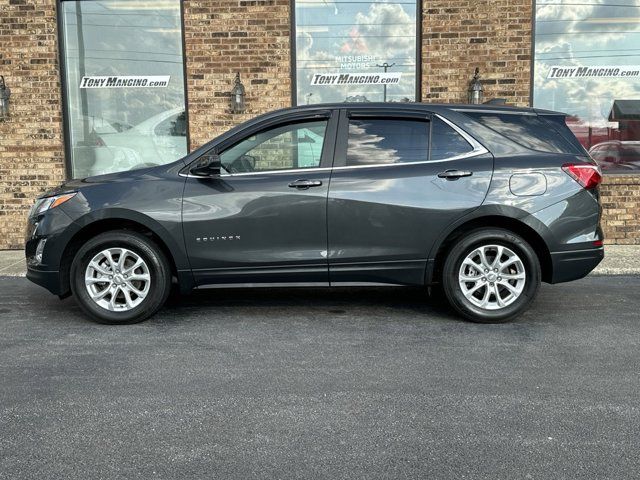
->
[[30, 192, 77, 216]]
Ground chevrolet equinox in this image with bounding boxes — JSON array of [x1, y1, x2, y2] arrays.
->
[[25, 104, 604, 324]]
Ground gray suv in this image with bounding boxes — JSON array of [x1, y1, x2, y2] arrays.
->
[[25, 103, 604, 324]]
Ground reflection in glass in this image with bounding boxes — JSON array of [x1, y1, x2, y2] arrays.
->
[[430, 117, 473, 160], [295, 0, 417, 105], [220, 121, 327, 173], [347, 119, 428, 166], [533, 0, 640, 171], [61, 0, 187, 178]]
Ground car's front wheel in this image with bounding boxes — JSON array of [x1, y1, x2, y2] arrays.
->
[[442, 228, 541, 323], [70, 230, 172, 324]]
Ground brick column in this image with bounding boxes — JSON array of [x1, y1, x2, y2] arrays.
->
[[182, 0, 293, 150], [601, 176, 640, 245], [421, 0, 532, 105], [0, 0, 65, 249]]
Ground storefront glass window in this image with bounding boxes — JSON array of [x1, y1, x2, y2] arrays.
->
[[294, 0, 418, 105], [533, 0, 640, 172], [60, 0, 187, 179]]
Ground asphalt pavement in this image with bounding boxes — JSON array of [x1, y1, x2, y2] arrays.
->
[[1, 275, 639, 479]]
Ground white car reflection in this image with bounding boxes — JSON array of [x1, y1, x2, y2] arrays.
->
[[81, 107, 188, 177], [589, 141, 640, 171]]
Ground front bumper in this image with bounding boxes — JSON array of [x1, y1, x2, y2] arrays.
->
[[24, 206, 79, 297], [550, 247, 604, 284], [26, 266, 65, 296]]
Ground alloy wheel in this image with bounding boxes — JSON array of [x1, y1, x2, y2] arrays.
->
[[458, 244, 526, 310], [84, 248, 151, 311]]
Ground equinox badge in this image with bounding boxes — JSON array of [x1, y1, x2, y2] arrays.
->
[[196, 235, 241, 242]]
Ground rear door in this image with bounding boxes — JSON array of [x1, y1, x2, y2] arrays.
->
[[327, 108, 494, 285]]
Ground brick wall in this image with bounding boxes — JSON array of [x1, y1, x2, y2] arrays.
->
[[421, 0, 532, 106], [1, 0, 639, 250], [183, 0, 292, 150], [600, 176, 640, 245], [0, 0, 65, 250]]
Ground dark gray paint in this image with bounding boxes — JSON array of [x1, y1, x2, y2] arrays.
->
[[509, 173, 547, 196], [24, 103, 604, 297]]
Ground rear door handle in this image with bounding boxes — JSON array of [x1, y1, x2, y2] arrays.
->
[[437, 169, 473, 179], [288, 179, 323, 189]]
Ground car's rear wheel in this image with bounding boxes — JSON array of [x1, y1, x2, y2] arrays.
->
[[70, 230, 171, 324], [442, 228, 541, 323]]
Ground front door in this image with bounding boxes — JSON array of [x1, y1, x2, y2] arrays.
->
[[182, 111, 337, 286], [327, 109, 494, 285]]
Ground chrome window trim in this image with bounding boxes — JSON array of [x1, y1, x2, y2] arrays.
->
[[435, 114, 489, 156], [180, 166, 332, 178], [220, 166, 332, 177], [180, 114, 489, 178], [332, 114, 489, 171]]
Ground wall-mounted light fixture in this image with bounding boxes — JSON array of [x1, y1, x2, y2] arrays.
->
[[0, 76, 11, 121], [231, 72, 246, 114], [468, 68, 484, 105]]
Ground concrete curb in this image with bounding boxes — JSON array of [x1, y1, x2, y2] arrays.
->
[[2, 246, 640, 278]]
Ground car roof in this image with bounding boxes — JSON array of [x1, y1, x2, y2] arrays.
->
[[275, 102, 540, 114], [255, 102, 568, 120]]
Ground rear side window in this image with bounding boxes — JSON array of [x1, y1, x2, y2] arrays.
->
[[431, 117, 474, 160], [345, 116, 474, 166], [464, 112, 577, 154], [539, 114, 586, 155], [346, 118, 429, 166]]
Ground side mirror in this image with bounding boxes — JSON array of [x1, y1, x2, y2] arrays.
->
[[190, 154, 221, 177]]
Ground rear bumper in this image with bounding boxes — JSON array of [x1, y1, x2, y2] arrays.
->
[[26, 266, 64, 296], [549, 247, 604, 284]]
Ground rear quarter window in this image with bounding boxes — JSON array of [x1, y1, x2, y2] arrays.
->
[[463, 112, 579, 154], [430, 116, 474, 160]]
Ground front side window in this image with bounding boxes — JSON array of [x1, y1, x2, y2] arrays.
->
[[220, 121, 327, 173], [533, 0, 640, 172], [60, 0, 188, 179], [294, 0, 418, 105]]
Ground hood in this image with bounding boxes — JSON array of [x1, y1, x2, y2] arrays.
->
[[37, 161, 181, 199]]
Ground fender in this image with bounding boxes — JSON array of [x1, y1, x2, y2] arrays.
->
[[68, 207, 191, 271], [425, 204, 557, 284]]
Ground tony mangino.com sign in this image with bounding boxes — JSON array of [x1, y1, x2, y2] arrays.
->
[[547, 65, 640, 79], [311, 72, 402, 86], [80, 75, 171, 88]]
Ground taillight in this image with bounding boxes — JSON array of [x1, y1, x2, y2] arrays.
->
[[562, 163, 602, 189]]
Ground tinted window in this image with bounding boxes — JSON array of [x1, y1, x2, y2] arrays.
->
[[464, 112, 575, 154], [539, 115, 584, 155], [346, 119, 429, 166], [220, 121, 327, 173], [430, 117, 474, 160]]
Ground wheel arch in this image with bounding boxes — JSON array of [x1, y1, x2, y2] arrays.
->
[[58, 209, 193, 297], [428, 211, 554, 285]]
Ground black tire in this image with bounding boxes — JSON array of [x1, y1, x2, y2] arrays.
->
[[442, 228, 541, 323], [70, 230, 172, 324]]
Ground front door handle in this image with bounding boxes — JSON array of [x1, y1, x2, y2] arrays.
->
[[437, 169, 473, 179], [288, 179, 323, 189]]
